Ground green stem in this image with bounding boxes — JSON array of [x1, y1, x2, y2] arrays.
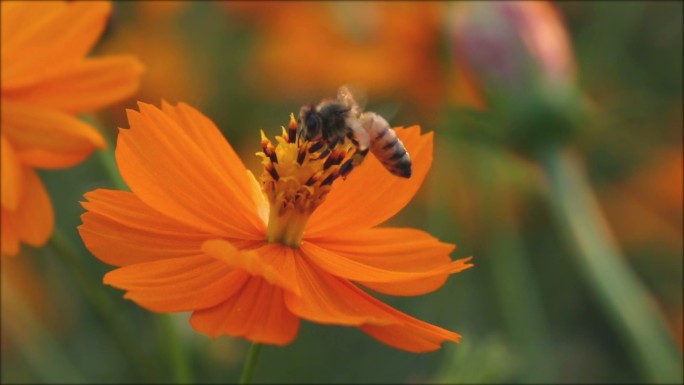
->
[[478, 150, 557, 382], [96, 134, 128, 191], [238, 343, 262, 384], [538, 146, 682, 383], [158, 314, 193, 383], [49, 229, 158, 381]]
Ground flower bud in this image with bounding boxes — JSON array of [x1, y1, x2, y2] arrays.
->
[[450, 1, 576, 100], [449, 1, 585, 153]]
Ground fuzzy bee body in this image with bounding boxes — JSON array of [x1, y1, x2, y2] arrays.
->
[[297, 86, 412, 178], [360, 112, 411, 178]]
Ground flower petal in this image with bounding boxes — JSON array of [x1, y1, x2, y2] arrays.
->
[[305, 126, 433, 236], [246, 170, 269, 226], [360, 317, 462, 353], [5, 56, 144, 115], [103, 254, 248, 313], [15, 167, 53, 246], [308, 228, 473, 296], [286, 255, 462, 352], [79, 189, 221, 266], [285, 255, 394, 326], [2, 1, 111, 89], [1, 166, 54, 257], [202, 240, 300, 296], [160, 101, 258, 210], [1, 134, 22, 211], [1, 1, 65, 39], [1, 209, 19, 256], [190, 277, 300, 346], [1, 101, 105, 169], [116, 102, 264, 238], [300, 239, 471, 296]]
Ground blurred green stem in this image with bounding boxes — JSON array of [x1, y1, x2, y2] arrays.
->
[[478, 149, 557, 382], [158, 315, 193, 383], [49, 229, 158, 381], [96, 132, 127, 191], [239, 343, 262, 384], [538, 146, 682, 383]]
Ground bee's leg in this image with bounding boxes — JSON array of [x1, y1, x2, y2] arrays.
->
[[308, 139, 326, 153], [328, 135, 341, 150], [339, 147, 369, 179]]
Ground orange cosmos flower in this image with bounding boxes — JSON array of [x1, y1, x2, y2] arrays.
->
[[78, 101, 473, 352], [1, 1, 143, 256]]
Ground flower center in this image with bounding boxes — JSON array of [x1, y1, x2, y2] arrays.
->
[[257, 114, 358, 247]]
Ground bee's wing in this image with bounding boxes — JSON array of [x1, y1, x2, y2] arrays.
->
[[337, 84, 402, 122], [337, 83, 367, 114], [371, 101, 401, 123]]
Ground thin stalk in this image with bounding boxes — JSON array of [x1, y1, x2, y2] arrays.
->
[[158, 314, 194, 383], [49, 229, 158, 381], [538, 146, 682, 383], [239, 343, 262, 384], [96, 133, 127, 191], [478, 149, 557, 382]]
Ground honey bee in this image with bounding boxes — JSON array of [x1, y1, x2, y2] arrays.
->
[[298, 85, 412, 178]]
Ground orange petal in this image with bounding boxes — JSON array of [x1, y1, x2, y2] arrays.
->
[[359, 287, 463, 353], [1, 166, 54, 257], [1, 208, 19, 257], [160, 101, 260, 216], [360, 319, 462, 353], [203, 240, 300, 295], [285, 255, 393, 326], [2, 1, 111, 89], [300, 240, 472, 296], [306, 126, 433, 236], [190, 277, 300, 346], [5, 56, 144, 114], [1, 101, 105, 169], [1, 134, 22, 211], [308, 228, 473, 296], [79, 189, 220, 266], [287, 255, 462, 352], [1, 2, 65, 39], [116, 102, 264, 238], [104, 254, 248, 313]]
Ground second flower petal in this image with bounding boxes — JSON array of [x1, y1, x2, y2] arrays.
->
[[305, 126, 433, 236]]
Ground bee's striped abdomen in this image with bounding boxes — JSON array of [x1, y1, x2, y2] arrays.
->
[[362, 112, 412, 178]]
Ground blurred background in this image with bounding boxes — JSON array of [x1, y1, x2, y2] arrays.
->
[[2, 1, 682, 383]]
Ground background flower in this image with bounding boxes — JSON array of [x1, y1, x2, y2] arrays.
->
[[0, 1, 143, 256]]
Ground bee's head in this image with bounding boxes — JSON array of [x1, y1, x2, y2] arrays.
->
[[298, 104, 322, 141]]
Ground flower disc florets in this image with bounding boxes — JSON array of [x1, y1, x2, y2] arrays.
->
[[257, 114, 357, 247]]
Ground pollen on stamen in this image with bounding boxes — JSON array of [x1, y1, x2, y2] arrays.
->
[[323, 148, 346, 170], [256, 113, 363, 247]]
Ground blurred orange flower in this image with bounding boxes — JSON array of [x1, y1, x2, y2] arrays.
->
[[1, 1, 143, 256], [79, 101, 473, 352], [97, 1, 208, 118], [224, 2, 446, 113]]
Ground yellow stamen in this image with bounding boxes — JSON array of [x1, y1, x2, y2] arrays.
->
[[257, 113, 356, 247]]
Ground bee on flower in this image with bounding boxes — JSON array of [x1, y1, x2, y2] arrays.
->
[[78, 97, 473, 352]]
